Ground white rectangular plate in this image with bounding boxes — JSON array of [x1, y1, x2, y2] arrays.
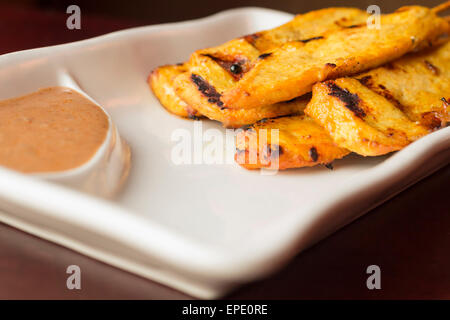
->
[[0, 7, 449, 299]]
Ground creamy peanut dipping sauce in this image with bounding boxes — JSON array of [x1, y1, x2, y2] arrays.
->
[[0, 87, 109, 173]]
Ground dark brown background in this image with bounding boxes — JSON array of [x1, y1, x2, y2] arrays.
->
[[2, 0, 446, 23], [0, 0, 449, 299]]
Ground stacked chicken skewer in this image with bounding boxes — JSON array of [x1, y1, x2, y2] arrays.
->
[[149, 3, 450, 170]]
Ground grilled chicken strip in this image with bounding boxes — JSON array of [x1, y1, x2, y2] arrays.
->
[[223, 4, 450, 109], [305, 41, 449, 157], [149, 7, 369, 121], [235, 115, 350, 170], [173, 53, 308, 128], [305, 78, 429, 156], [357, 41, 450, 130], [148, 64, 202, 119]]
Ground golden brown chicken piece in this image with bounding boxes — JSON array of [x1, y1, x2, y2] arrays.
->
[[223, 4, 450, 109], [148, 64, 202, 118], [187, 38, 260, 82], [150, 7, 370, 124], [243, 7, 369, 52], [173, 54, 307, 128], [357, 41, 450, 130], [235, 115, 350, 170], [305, 78, 429, 156], [188, 7, 369, 76]]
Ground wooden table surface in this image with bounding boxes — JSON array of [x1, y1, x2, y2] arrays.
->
[[0, 3, 449, 299]]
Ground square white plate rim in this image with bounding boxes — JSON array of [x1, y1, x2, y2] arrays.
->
[[0, 7, 448, 298]]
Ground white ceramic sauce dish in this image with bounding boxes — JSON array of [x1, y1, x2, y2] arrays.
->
[[31, 73, 131, 198], [0, 8, 448, 298]]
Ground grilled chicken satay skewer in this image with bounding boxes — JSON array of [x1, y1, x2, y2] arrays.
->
[[237, 40, 449, 169], [305, 41, 449, 157], [223, 3, 450, 109], [149, 8, 369, 122]]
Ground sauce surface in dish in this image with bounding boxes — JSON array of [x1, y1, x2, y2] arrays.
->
[[0, 87, 109, 173]]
